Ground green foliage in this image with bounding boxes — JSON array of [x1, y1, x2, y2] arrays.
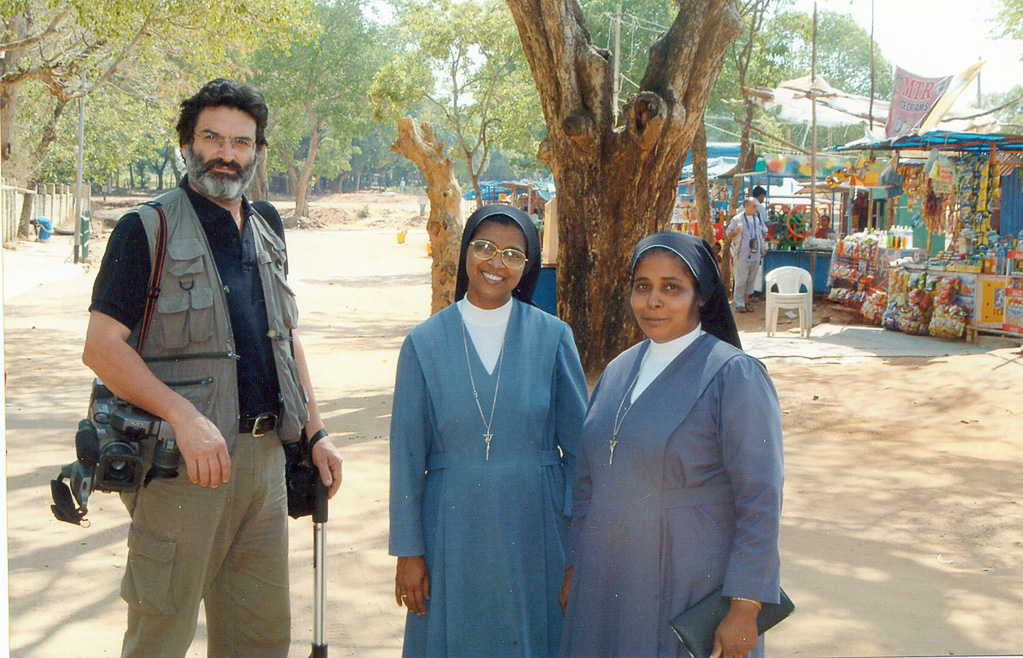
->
[[996, 0, 1023, 40], [986, 85, 1023, 134], [248, 0, 387, 191], [760, 9, 892, 98], [2, 0, 309, 184], [369, 0, 544, 189], [704, 4, 892, 149]]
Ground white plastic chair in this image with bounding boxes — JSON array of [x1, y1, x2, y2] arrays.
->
[[765, 266, 813, 337]]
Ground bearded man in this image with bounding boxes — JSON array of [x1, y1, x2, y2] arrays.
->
[[83, 79, 343, 658]]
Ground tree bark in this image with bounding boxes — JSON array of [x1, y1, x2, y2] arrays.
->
[[292, 117, 324, 220], [17, 190, 35, 239], [507, 0, 742, 371], [692, 122, 714, 245], [0, 13, 29, 168], [250, 151, 269, 202], [391, 118, 463, 314]]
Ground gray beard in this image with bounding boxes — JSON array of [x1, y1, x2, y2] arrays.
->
[[183, 146, 258, 201]]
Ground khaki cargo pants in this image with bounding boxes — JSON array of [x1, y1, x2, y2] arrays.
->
[[119, 430, 289, 658]]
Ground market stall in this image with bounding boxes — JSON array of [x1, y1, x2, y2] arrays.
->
[[825, 130, 1023, 340]]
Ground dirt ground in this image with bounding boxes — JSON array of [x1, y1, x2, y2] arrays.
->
[[4, 191, 1023, 657]]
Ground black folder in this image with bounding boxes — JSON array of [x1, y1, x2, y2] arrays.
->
[[669, 587, 794, 658]]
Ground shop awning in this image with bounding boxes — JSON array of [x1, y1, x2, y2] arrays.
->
[[829, 130, 1023, 154]]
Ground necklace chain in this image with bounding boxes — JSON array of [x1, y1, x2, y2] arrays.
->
[[461, 318, 506, 461], [610, 353, 647, 467]]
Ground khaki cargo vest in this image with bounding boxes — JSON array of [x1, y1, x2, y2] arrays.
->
[[127, 187, 309, 452]]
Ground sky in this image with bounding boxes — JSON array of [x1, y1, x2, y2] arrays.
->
[[791, 0, 1023, 100]]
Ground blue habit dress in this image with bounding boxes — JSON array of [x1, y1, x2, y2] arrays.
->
[[390, 300, 588, 657], [560, 333, 784, 658]]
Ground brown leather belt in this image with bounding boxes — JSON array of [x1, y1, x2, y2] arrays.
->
[[239, 412, 278, 437]]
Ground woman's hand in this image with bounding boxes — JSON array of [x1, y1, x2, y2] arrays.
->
[[710, 598, 759, 658], [395, 556, 430, 615], [559, 566, 574, 614]]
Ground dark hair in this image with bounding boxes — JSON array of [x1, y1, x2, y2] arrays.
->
[[752, 185, 767, 199], [176, 79, 269, 149]]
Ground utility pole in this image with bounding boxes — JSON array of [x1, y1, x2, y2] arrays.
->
[[613, 5, 622, 120], [868, 0, 875, 133], [73, 74, 86, 263], [976, 56, 982, 107], [810, 1, 818, 234]]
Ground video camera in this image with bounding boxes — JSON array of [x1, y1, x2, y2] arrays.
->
[[50, 380, 180, 526]]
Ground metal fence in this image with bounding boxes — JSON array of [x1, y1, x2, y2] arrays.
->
[[1, 178, 91, 243]]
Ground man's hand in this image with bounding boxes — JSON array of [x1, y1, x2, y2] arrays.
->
[[83, 311, 231, 488], [311, 437, 343, 499], [171, 411, 231, 488]]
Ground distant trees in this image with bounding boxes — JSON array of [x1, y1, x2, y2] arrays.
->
[[0, 0, 304, 185], [249, 0, 387, 220], [370, 0, 542, 208]]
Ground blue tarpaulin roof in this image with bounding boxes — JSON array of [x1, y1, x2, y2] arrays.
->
[[828, 130, 1023, 153]]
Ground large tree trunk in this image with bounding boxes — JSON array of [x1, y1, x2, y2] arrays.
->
[[392, 118, 463, 314], [0, 14, 28, 168], [692, 122, 714, 245], [507, 0, 742, 371]]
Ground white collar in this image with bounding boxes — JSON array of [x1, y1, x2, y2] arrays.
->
[[646, 323, 704, 364], [458, 296, 513, 326]]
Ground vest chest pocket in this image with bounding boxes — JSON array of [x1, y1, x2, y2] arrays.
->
[[261, 252, 299, 329], [156, 238, 215, 349], [166, 238, 206, 277], [155, 285, 215, 349]]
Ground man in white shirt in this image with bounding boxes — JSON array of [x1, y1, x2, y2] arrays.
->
[[726, 198, 768, 312]]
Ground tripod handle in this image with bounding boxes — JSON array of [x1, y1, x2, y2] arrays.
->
[[313, 476, 328, 523]]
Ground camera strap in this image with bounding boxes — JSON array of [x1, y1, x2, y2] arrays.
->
[[137, 202, 169, 353]]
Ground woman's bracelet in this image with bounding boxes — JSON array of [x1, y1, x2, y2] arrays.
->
[[732, 597, 762, 611]]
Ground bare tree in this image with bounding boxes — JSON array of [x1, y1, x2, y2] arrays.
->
[[391, 118, 464, 313], [506, 0, 742, 370]]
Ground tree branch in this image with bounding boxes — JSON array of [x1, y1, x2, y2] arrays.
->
[[0, 9, 68, 53]]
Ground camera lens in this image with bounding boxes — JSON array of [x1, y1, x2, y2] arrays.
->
[[96, 440, 144, 492]]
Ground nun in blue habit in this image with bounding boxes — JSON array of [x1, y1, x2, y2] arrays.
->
[[559, 233, 784, 658], [390, 204, 588, 657]]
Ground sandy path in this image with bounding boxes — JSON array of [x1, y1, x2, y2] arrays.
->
[[4, 221, 1023, 657]]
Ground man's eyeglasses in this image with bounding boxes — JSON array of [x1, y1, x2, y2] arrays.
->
[[193, 130, 256, 154], [469, 239, 528, 270]]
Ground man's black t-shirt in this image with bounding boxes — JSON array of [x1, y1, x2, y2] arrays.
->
[[90, 177, 288, 419]]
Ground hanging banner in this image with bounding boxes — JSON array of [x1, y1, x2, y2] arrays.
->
[[915, 60, 986, 135], [885, 67, 953, 139]]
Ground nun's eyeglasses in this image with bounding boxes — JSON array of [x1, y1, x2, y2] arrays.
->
[[470, 239, 528, 269]]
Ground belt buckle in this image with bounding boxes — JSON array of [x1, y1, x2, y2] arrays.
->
[[251, 413, 275, 437]]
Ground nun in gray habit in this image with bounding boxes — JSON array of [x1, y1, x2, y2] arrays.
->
[[559, 232, 784, 658], [390, 205, 588, 657]]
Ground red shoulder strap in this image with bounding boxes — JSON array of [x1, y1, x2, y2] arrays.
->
[[137, 202, 168, 354]]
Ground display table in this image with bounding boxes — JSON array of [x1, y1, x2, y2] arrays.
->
[[763, 249, 833, 294]]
